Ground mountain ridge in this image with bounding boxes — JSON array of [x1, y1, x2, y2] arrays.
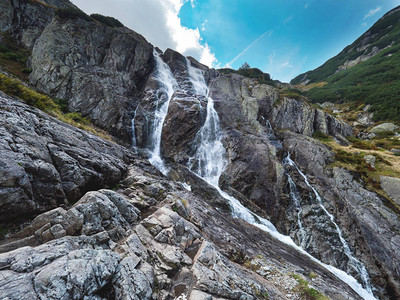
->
[[291, 5, 400, 122]]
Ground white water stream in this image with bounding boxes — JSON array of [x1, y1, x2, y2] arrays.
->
[[286, 173, 307, 247], [284, 154, 372, 292], [146, 49, 178, 175], [184, 61, 376, 300]]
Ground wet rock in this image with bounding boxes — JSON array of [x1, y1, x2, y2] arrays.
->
[[161, 93, 207, 163]]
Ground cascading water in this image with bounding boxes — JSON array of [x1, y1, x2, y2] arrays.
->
[[185, 62, 376, 300], [283, 154, 372, 292], [186, 58, 208, 96], [146, 49, 178, 175], [286, 173, 307, 246], [131, 106, 139, 148], [264, 118, 282, 148]]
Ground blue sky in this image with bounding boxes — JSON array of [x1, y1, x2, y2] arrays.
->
[[73, 0, 400, 82]]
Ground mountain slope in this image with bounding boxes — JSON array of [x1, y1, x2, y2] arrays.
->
[[1, 1, 400, 299], [291, 6, 400, 122]]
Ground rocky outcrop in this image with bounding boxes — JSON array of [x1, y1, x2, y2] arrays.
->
[[380, 176, 400, 206], [370, 123, 399, 134], [0, 0, 75, 49], [29, 16, 154, 144], [281, 131, 400, 298], [0, 92, 133, 223], [1, 2, 399, 299], [161, 93, 207, 164], [209, 74, 353, 141], [0, 160, 364, 300]]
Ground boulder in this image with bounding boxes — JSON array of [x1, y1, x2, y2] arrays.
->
[[364, 155, 376, 168], [370, 123, 399, 134], [380, 176, 400, 206]]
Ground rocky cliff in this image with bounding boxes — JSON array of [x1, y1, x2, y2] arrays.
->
[[0, 1, 399, 300]]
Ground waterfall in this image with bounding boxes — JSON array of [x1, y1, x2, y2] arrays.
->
[[185, 62, 376, 300], [131, 105, 139, 149], [186, 58, 208, 96], [283, 154, 372, 293], [287, 173, 307, 246], [146, 49, 178, 175]]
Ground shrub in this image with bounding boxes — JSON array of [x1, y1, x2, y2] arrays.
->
[[217, 66, 274, 86], [65, 112, 90, 125], [347, 137, 377, 150], [55, 8, 92, 22], [0, 73, 58, 112], [0, 45, 9, 53], [375, 131, 396, 138], [313, 130, 332, 142], [334, 150, 365, 165], [91, 14, 124, 28], [54, 97, 69, 113], [291, 274, 328, 300], [21, 68, 32, 74]]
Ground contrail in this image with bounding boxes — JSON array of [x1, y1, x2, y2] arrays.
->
[[225, 30, 271, 67]]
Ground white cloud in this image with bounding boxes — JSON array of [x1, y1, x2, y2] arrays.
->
[[71, 0, 217, 67], [201, 20, 208, 31], [305, 3, 309, 9], [363, 6, 382, 19], [280, 61, 293, 68], [362, 22, 367, 27]]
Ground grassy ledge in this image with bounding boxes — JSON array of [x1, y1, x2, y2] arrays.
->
[[0, 73, 113, 141]]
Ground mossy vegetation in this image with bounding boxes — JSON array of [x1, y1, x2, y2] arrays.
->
[[319, 134, 400, 214], [0, 73, 57, 112], [291, 274, 329, 300], [55, 7, 92, 22], [312, 131, 333, 142], [0, 33, 31, 80], [279, 88, 304, 100], [0, 73, 113, 141], [91, 14, 124, 28], [218, 62, 275, 86]]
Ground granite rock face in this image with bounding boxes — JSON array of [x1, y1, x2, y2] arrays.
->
[[29, 17, 154, 144], [0, 0, 75, 49], [0, 163, 364, 300], [0, 93, 133, 223], [1, 2, 400, 299]]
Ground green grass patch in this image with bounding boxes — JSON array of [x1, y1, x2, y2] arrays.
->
[[0, 73, 113, 141], [218, 67, 276, 86], [334, 150, 372, 172], [313, 131, 333, 142], [347, 137, 378, 150], [291, 274, 329, 300], [279, 88, 304, 100], [90, 13, 124, 28], [0, 73, 57, 112]]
